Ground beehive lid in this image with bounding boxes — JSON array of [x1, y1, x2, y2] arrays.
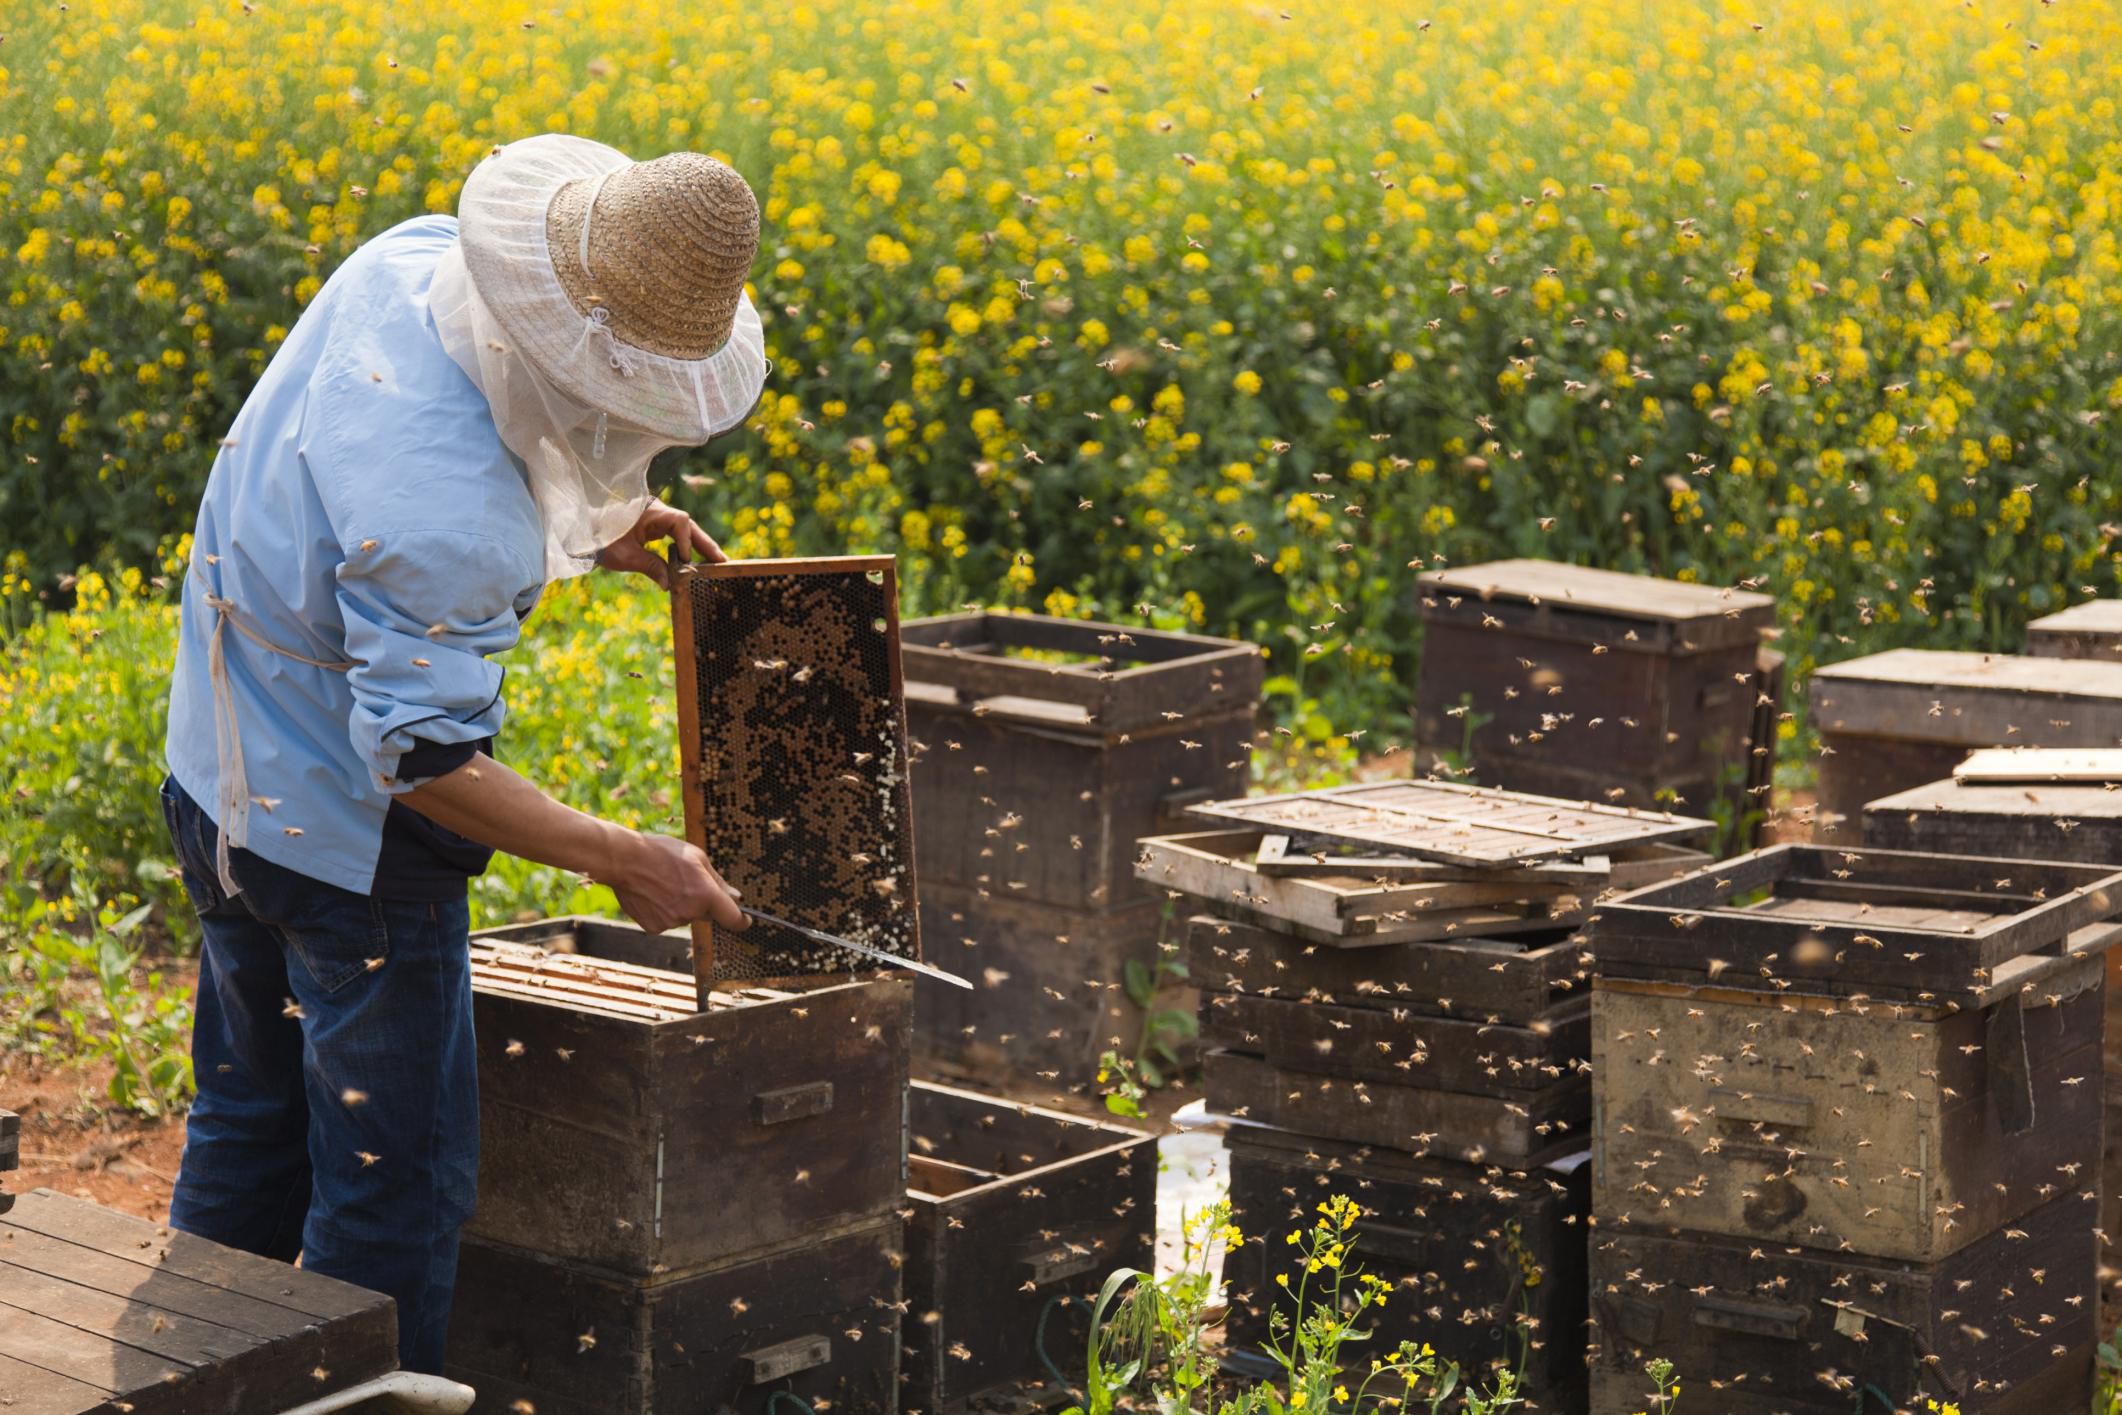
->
[[1417, 558, 1773, 652], [1809, 649, 2122, 745], [1184, 779, 1715, 867], [1868, 773, 2122, 820], [2028, 599, 2122, 635]]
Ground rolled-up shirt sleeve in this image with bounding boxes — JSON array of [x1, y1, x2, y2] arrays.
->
[[335, 528, 536, 794]]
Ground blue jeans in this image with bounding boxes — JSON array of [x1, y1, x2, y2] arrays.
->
[[160, 777, 479, 1375]]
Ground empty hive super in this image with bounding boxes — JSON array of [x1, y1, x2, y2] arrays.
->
[[672, 557, 920, 983]]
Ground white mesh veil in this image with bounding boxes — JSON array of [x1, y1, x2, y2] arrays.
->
[[428, 135, 769, 581]]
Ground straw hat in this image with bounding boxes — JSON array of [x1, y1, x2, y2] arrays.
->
[[455, 135, 768, 442], [544, 152, 760, 360]]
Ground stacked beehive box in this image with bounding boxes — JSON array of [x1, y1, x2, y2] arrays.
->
[[901, 1081, 1155, 1415], [1412, 559, 1780, 845], [1140, 781, 1717, 1409], [900, 611, 1262, 1092], [446, 559, 930, 1414], [2027, 599, 2122, 660], [1807, 649, 2122, 843], [1865, 748, 2122, 1333], [1585, 844, 2122, 1413], [446, 919, 913, 1415]]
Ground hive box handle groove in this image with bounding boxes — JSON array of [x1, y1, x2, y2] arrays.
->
[[753, 1081, 835, 1126], [740, 1334, 834, 1384]]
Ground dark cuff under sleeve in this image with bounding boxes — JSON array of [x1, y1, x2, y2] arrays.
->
[[396, 735, 483, 782]]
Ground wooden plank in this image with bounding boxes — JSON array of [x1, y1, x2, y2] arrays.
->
[[0, 1228, 325, 1341], [2026, 598, 2122, 660], [1955, 747, 2122, 783], [4, 1191, 382, 1321], [1201, 1050, 1586, 1165], [0, 1300, 192, 1396], [0, 1351, 119, 1415], [0, 1262, 262, 1365]]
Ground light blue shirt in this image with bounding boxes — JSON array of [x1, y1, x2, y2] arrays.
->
[[166, 216, 546, 896]]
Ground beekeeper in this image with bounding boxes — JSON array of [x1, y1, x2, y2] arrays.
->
[[159, 136, 762, 1373]]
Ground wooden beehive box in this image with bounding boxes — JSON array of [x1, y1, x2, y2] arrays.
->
[[1189, 916, 1591, 1165], [1586, 843, 2122, 1006], [0, 1189, 397, 1414], [464, 918, 909, 1275], [1807, 648, 2122, 842], [901, 610, 1262, 912], [1592, 931, 2108, 1262], [449, 1216, 903, 1415], [901, 1081, 1154, 1415], [2027, 599, 2122, 660], [1413, 559, 1775, 831], [1222, 1128, 1588, 1413], [1137, 828, 1709, 945], [1587, 1186, 2096, 1414], [1864, 762, 2122, 1328], [912, 881, 1183, 1091], [1187, 915, 1592, 1026]]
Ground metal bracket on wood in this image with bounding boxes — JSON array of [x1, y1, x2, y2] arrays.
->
[[1985, 993, 2038, 1136], [0, 1107, 17, 1216], [740, 1334, 833, 1385]]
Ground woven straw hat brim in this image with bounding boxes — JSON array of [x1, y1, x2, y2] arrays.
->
[[545, 153, 759, 360], [457, 135, 767, 443]]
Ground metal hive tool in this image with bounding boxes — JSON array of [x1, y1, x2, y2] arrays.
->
[[671, 556, 921, 1002]]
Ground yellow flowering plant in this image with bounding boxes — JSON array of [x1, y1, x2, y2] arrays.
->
[[5, 0, 2122, 752], [1235, 1193, 1523, 1415]]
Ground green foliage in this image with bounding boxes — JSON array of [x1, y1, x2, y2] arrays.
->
[[2, 882, 195, 1116], [0, 558, 193, 943], [1067, 1195, 1529, 1415]]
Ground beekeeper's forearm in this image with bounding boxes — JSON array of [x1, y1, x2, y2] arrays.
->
[[399, 753, 638, 882]]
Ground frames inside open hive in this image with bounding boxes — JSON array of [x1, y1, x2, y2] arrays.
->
[[673, 557, 920, 984]]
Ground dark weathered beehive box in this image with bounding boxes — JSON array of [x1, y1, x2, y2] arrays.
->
[[1587, 1186, 2096, 1414], [1188, 914, 1592, 1025], [912, 882, 1182, 1091], [902, 610, 1262, 912], [1191, 919, 1588, 1164], [1865, 770, 2122, 1328], [1807, 649, 2122, 842], [465, 918, 910, 1275], [1222, 1128, 1588, 1413], [902, 1081, 1154, 1415], [1413, 559, 1775, 829], [1587, 843, 2122, 1005], [2027, 599, 2122, 660], [1593, 942, 2106, 1261], [1, 1189, 397, 1415], [449, 1217, 903, 1415]]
